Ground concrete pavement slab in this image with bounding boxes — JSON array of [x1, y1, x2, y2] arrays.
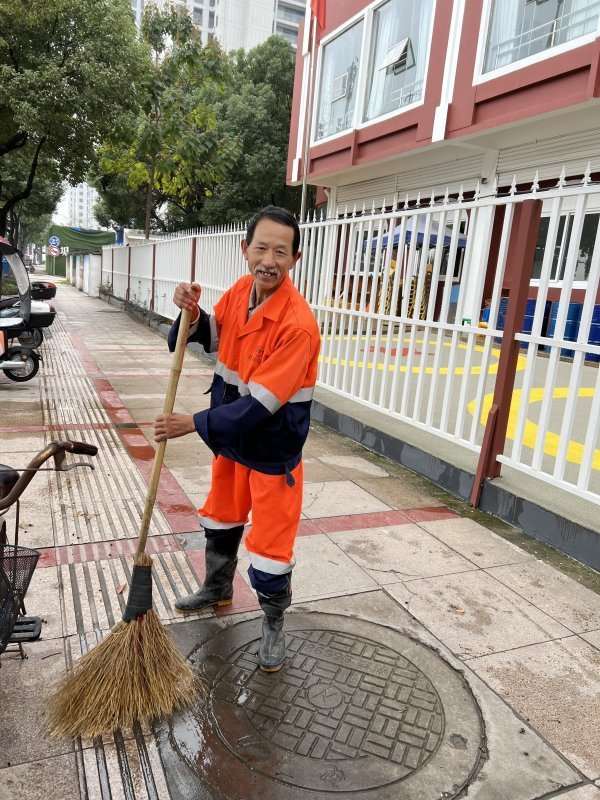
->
[[0, 638, 71, 769], [469, 636, 600, 778], [317, 454, 390, 477], [486, 559, 600, 633], [354, 475, 447, 509], [385, 570, 571, 659], [580, 629, 600, 649], [419, 516, 535, 568], [558, 788, 600, 799], [0, 753, 80, 800], [302, 480, 391, 518], [329, 524, 475, 582], [239, 534, 378, 602]]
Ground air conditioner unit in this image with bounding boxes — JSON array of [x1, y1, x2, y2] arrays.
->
[[378, 37, 416, 76], [331, 71, 349, 102]]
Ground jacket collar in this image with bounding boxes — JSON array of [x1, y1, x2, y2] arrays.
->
[[237, 276, 292, 337]]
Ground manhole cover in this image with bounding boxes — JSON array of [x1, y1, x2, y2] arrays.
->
[[159, 613, 485, 800]]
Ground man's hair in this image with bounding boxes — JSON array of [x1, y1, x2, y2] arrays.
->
[[246, 206, 301, 256]]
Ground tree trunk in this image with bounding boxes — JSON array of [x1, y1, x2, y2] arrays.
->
[[0, 136, 47, 236]]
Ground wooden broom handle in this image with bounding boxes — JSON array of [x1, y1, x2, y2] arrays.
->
[[136, 307, 192, 557]]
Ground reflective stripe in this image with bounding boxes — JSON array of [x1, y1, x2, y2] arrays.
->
[[197, 513, 248, 530], [247, 551, 294, 575], [249, 380, 281, 413], [214, 360, 250, 396], [208, 315, 219, 353], [215, 360, 314, 408], [289, 386, 314, 403]]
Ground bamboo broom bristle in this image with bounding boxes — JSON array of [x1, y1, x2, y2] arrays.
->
[[48, 556, 199, 739]]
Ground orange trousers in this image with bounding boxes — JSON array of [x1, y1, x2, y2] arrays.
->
[[198, 455, 303, 575]]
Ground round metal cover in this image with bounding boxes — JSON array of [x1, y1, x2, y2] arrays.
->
[[166, 613, 485, 799]]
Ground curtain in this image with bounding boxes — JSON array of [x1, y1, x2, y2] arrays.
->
[[485, 0, 521, 71], [366, 0, 434, 121], [366, 1, 398, 120]]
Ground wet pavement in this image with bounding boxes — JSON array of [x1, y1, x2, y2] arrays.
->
[[1, 280, 600, 799]]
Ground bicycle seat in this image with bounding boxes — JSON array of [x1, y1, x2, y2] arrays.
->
[[0, 465, 19, 501]]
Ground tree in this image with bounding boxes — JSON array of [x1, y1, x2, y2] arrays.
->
[[200, 37, 302, 225], [95, 6, 237, 238], [0, 0, 147, 235]]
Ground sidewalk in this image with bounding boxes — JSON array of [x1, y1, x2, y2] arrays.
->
[[1, 281, 600, 799]]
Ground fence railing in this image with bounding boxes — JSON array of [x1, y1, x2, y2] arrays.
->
[[101, 174, 600, 506]]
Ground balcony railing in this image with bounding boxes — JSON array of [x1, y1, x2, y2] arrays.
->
[[486, 1, 600, 73]]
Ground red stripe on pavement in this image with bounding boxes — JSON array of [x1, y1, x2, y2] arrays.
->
[[37, 533, 181, 568], [36, 506, 457, 569]]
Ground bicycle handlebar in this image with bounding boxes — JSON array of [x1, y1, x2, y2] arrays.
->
[[0, 440, 98, 510]]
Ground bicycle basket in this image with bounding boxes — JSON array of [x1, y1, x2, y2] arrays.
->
[[0, 543, 39, 603], [0, 562, 18, 655]]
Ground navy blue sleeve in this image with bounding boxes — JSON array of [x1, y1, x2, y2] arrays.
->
[[193, 396, 272, 452], [168, 310, 212, 353]]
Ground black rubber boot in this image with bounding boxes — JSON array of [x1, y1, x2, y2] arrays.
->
[[175, 526, 244, 613], [257, 579, 292, 673]]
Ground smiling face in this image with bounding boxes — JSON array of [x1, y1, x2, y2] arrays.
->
[[242, 218, 301, 302]]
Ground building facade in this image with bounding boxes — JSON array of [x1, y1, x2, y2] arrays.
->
[[289, 0, 600, 201], [53, 183, 100, 230]]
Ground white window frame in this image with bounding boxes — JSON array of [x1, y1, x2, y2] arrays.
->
[[310, 0, 437, 147], [311, 10, 368, 147], [473, 0, 600, 86]]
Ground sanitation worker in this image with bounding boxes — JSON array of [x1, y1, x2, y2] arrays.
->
[[154, 206, 320, 673]]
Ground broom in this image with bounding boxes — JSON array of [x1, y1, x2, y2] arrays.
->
[[49, 307, 198, 738]]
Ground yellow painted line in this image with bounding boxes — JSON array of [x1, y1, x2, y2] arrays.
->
[[318, 334, 528, 377], [468, 388, 600, 469]]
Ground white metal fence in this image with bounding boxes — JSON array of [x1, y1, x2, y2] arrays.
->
[[101, 175, 600, 504]]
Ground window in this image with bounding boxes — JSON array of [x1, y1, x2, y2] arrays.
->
[[315, 21, 363, 141], [532, 212, 600, 282], [277, 3, 305, 25], [483, 0, 600, 74], [365, 0, 434, 121], [208, 10, 215, 27], [193, 7, 203, 25], [276, 24, 299, 45]]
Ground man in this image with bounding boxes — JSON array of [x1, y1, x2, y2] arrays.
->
[[154, 206, 320, 672]]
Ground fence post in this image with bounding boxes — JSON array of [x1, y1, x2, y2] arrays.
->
[[190, 236, 197, 283], [126, 246, 131, 302], [111, 248, 114, 293], [150, 243, 156, 312], [470, 199, 542, 507]]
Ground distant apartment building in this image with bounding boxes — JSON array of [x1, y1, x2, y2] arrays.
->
[[53, 183, 99, 230]]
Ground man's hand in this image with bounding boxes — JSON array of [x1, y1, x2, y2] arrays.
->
[[154, 413, 196, 442], [173, 282, 201, 317]]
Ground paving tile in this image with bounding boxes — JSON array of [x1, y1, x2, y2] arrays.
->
[[355, 476, 446, 509], [302, 457, 345, 482], [302, 480, 390, 518], [487, 560, 600, 633], [318, 454, 390, 477], [238, 534, 377, 602], [0, 753, 80, 800], [329, 524, 475, 583], [557, 788, 600, 799], [420, 517, 533, 568], [581, 629, 600, 650], [0, 432, 47, 453], [470, 636, 600, 778], [285, 592, 582, 799], [386, 571, 571, 659], [0, 638, 72, 768], [24, 565, 63, 640]]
